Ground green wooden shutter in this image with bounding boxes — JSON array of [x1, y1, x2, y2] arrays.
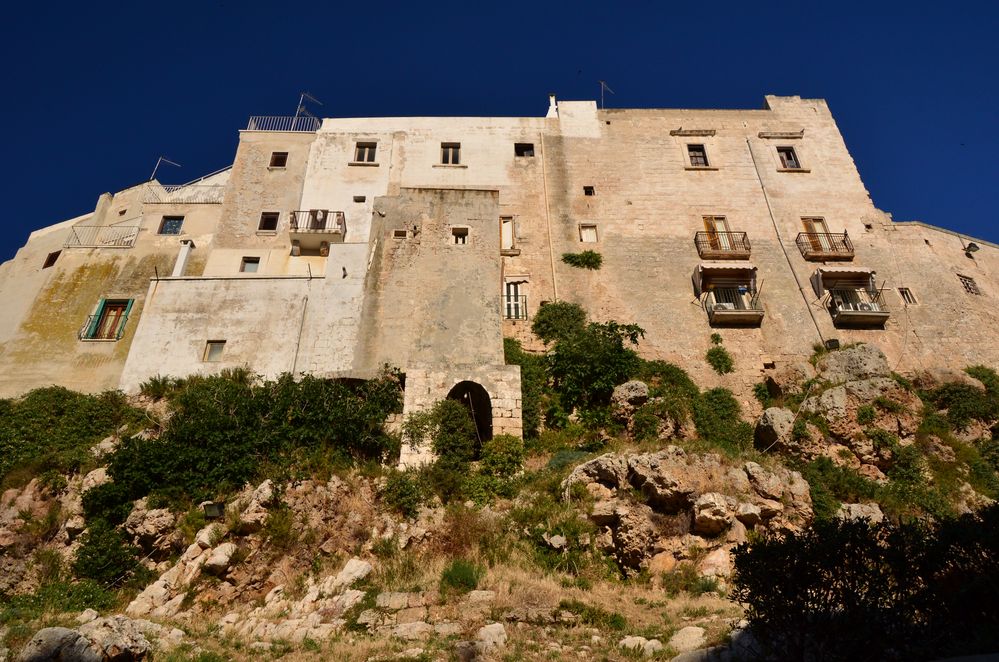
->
[[118, 299, 135, 339], [85, 299, 105, 339]]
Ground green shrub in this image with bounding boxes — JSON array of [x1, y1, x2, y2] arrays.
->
[[403, 399, 479, 472], [966, 365, 999, 393], [503, 338, 548, 438], [558, 599, 626, 630], [0, 580, 117, 625], [480, 434, 524, 479], [632, 402, 665, 441], [692, 388, 752, 455], [705, 345, 734, 375], [382, 470, 426, 519], [547, 321, 644, 411], [931, 382, 998, 430], [81, 481, 134, 527], [263, 506, 298, 550], [857, 405, 876, 426], [798, 457, 880, 521], [439, 559, 483, 596], [874, 396, 905, 414], [791, 418, 809, 441], [138, 375, 176, 401], [661, 563, 720, 597], [753, 382, 774, 409], [546, 450, 590, 471], [530, 302, 587, 345], [561, 250, 603, 270], [732, 507, 999, 660], [73, 521, 139, 587]]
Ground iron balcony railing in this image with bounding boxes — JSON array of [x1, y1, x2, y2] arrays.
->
[[289, 210, 346, 234], [246, 116, 321, 132], [694, 231, 752, 259], [64, 225, 140, 249], [796, 232, 855, 260], [144, 184, 226, 204], [78, 313, 129, 341], [828, 288, 890, 316], [704, 287, 764, 326], [502, 295, 528, 320]]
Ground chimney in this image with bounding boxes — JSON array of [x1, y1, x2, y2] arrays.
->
[[546, 93, 558, 118], [171, 239, 196, 277]]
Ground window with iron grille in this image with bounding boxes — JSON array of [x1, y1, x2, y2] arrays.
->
[[898, 287, 917, 305], [688, 144, 709, 167], [354, 142, 377, 163], [777, 146, 801, 169], [441, 143, 461, 165], [158, 216, 184, 235], [958, 274, 981, 295]]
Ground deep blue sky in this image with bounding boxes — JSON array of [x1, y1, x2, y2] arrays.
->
[[1, 1, 996, 262]]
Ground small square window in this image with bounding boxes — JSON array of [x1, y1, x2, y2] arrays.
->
[[203, 340, 226, 362], [687, 144, 709, 167], [258, 212, 279, 231], [451, 227, 468, 245], [42, 250, 60, 269], [354, 142, 377, 163], [240, 257, 260, 273], [514, 143, 535, 157], [269, 152, 288, 167], [393, 229, 408, 239], [583, 186, 595, 196], [579, 224, 598, 243], [898, 287, 917, 305], [353, 195, 366, 203], [958, 274, 981, 295], [441, 143, 461, 165], [158, 216, 184, 235], [777, 146, 801, 169]]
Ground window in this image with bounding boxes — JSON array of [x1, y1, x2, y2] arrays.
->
[[354, 142, 377, 163], [898, 287, 917, 305], [687, 144, 709, 167], [353, 195, 366, 203], [504, 280, 528, 320], [80, 299, 132, 341], [203, 340, 226, 362], [514, 143, 535, 157], [441, 143, 461, 165], [958, 274, 981, 295], [269, 152, 288, 167], [501, 217, 515, 250], [258, 212, 279, 232], [393, 229, 408, 239], [777, 146, 801, 169], [240, 257, 260, 273], [451, 227, 468, 245], [158, 216, 184, 235], [703, 216, 734, 250], [583, 186, 595, 196], [579, 224, 598, 243], [42, 250, 60, 269]]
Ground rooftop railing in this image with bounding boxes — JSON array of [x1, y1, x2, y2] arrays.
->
[[65, 225, 140, 249], [144, 184, 226, 204], [796, 232, 855, 260], [694, 231, 752, 259], [245, 116, 321, 132]]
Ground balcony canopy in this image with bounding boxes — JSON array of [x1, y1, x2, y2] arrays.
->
[[692, 262, 757, 297], [810, 266, 877, 297]]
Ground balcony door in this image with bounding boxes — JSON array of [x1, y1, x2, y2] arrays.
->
[[504, 281, 525, 319], [704, 216, 731, 251], [803, 217, 832, 251]]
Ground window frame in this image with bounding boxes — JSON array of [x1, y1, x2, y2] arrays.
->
[[578, 223, 599, 243], [42, 250, 60, 269], [258, 212, 279, 232], [269, 152, 288, 168], [451, 227, 469, 245], [501, 217, 516, 250], [81, 298, 133, 341], [958, 274, 982, 295], [777, 146, 802, 170], [203, 340, 226, 362], [353, 142, 377, 163], [441, 142, 461, 165], [514, 143, 535, 157], [898, 287, 917, 305], [240, 257, 260, 273], [158, 215, 185, 235], [687, 144, 710, 168], [583, 186, 595, 196]]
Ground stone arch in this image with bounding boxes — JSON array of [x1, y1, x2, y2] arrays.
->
[[446, 380, 493, 448]]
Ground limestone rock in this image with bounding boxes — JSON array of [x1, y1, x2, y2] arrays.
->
[[764, 362, 816, 399], [393, 621, 433, 641], [124, 498, 176, 553], [669, 626, 707, 654], [81, 468, 110, 493], [476, 623, 507, 651], [195, 523, 224, 549], [76, 609, 99, 624], [613, 503, 658, 569], [693, 493, 732, 536], [561, 453, 629, 497], [735, 502, 762, 527], [203, 542, 238, 575], [743, 462, 783, 501], [612, 380, 650, 412], [835, 502, 885, 523], [77, 615, 153, 660], [627, 447, 697, 509], [754, 407, 795, 452], [15, 627, 100, 662], [619, 635, 663, 656], [698, 547, 733, 577], [815, 344, 890, 383]]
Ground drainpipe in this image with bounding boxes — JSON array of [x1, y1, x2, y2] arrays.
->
[[746, 138, 824, 344], [540, 130, 559, 302], [171, 239, 196, 277], [291, 295, 309, 375]]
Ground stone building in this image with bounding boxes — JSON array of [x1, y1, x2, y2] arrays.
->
[[1, 95, 997, 458]]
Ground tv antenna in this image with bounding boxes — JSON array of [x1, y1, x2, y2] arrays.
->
[[598, 80, 615, 109], [150, 156, 181, 181], [293, 91, 322, 129]]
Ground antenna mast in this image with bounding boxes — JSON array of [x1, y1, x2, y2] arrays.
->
[[598, 80, 615, 109], [150, 156, 181, 181], [293, 91, 323, 130]]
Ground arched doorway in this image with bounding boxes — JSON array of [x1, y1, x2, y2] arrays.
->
[[446, 381, 493, 449]]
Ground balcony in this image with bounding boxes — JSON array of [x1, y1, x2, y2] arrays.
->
[[245, 116, 321, 132], [144, 184, 226, 204], [694, 231, 752, 260], [64, 225, 140, 249], [828, 288, 890, 328], [502, 295, 528, 320], [796, 232, 855, 261], [78, 312, 129, 341], [705, 289, 765, 326], [289, 210, 346, 253]]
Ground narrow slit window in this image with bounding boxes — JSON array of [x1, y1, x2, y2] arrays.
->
[[354, 142, 377, 163], [258, 212, 279, 231], [441, 143, 461, 165], [451, 227, 468, 245], [204, 340, 226, 362], [501, 217, 515, 250], [514, 143, 535, 157], [777, 146, 801, 169], [269, 152, 288, 167], [240, 257, 260, 273], [898, 287, 917, 305], [42, 250, 60, 269], [687, 144, 709, 167]]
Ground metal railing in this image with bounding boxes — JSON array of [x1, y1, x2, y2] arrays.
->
[[694, 231, 752, 258], [78, 313, 129, 341], [706, 288, 763, 312], [289, 210, 346, 234], [796, 232, 854, 260], [65, 225, 140, 248], [502, 295, 528, 320], [144, 184, 226, 204], [828, 288, 890, 315], [246, 116, 321, 132]]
